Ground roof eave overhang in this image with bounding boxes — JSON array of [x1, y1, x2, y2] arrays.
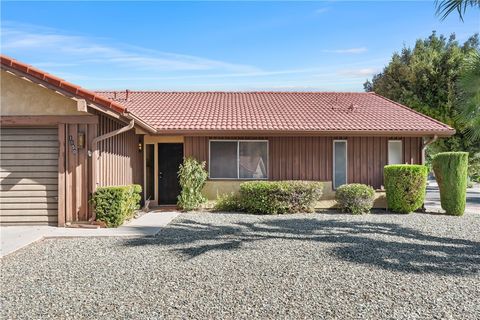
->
[[151, 129, 456, 137]]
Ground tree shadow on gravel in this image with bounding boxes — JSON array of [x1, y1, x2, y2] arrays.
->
[[123, 217, 480, 276]]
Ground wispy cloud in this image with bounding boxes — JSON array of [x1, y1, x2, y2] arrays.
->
[[314, 8, 330, 15], [321, 47, 368, 54], [338, 68, 379, 77], [1, 22, 259, 73]]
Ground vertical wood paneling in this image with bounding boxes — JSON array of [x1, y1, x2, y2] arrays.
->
[[93, 113, 143, 188], [183, 135, 423, 189]]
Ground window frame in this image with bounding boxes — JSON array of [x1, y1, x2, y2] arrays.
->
[[388, 140, 403, 165], [208, 139, 269, 180], [333, 139, 348, 190]]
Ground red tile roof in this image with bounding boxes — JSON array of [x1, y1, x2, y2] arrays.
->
[[1, 55, 125, 113], [0, 55, 455, 136], [96, 91, 455, 136]]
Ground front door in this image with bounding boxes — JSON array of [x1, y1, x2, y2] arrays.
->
[[158, 143, 184, 205]]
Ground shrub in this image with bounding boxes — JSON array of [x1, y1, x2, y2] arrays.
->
[[239, 181, 323, 214], [336, 183, 375, 215], [432, 152, 468, 216], [384, 165, 428, 214], [214, 192, 242, 212], [177, 157, 208, 211], [91, 184, 142, 227]]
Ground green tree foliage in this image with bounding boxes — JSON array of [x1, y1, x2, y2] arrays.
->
[[335, 183, 375, 215], [177, 157, 208, 211], [432, 152, 468, 215], [456, 51, 480, 143], [364, 32, 480, 179]]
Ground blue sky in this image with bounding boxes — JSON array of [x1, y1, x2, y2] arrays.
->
[[1, 1, 479, 91]]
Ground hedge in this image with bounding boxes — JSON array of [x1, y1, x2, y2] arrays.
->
[[239, 181, 323, 214], [384, 165, 428, 214], [90, 184, 142, 227], [335, 183, 375, 215], [432, 152, 468, 216]]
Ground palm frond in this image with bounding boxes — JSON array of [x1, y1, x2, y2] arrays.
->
[[435, 0, 480, 21]]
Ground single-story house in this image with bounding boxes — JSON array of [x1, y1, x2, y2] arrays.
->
[[0, 55, 455, 225]]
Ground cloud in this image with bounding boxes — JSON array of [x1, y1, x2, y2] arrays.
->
[[1, 22, 259, 73], [314, 8, 330, 15], [321, 47, 368, 54], [338, 68, 379, 77]]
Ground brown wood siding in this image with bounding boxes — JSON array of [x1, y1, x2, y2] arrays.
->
[[184, 135, 422, 189], [96, 113, 143, 187]]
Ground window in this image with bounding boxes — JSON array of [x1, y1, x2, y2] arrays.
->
[[209, 140, 268, 179], [333, 140, 347, 189], [388, 140, 403, 165]]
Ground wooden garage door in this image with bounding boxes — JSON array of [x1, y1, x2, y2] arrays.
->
[[0, 128, 59, 225]]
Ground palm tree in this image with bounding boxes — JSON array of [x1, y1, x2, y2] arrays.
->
[[436, 0, 480, 20], [456, 51, 480, 142]]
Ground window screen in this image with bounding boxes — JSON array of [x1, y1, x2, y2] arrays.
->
[[334, 141, 347, 189], [239, 141, 268, 179], [388, 140, 403, 165], [209, 141, 238, 178], [209, 140, 268, 179]]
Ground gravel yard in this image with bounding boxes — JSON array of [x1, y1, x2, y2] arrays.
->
[[1, 212, 480, 319]]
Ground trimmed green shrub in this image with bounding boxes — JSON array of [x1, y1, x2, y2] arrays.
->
[[384, 165, 428, 214], [239, 181, 323, 215], [91, 184, 142, 227], [177, 157, 208, 211], [432, 152, 468, 216], [214, 192, 242, 212], [336, 183, 375, 215]]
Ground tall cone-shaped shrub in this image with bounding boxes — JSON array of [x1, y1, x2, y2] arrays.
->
[[432, 152, 468, 216]]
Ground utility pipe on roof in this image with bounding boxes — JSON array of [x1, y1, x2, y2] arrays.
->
[[89, 119, 134, 221]]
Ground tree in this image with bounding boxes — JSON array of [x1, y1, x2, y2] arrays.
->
[[456, 50, 480, 143], [435, 0, 480, 21], [364, 32, 480, 180]]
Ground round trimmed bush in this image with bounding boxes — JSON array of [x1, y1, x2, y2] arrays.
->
[[432, 152, 468, 216], [336, 183, 375, 215], [384, 165, 428, 214]]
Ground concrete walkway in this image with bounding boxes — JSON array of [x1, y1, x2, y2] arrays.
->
[[0, 210, 180, 258]]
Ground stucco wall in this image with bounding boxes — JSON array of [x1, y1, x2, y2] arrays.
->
[[1, 70, 86, 116]]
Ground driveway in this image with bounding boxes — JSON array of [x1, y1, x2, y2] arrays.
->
[[1, 212, 479, 319], [425, 180, 480, 214]]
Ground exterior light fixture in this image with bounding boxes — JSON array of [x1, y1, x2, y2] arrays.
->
[[138, 141, 143, 152], [78, 132, 85, 149]]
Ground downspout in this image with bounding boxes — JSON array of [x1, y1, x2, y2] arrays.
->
[[421, 135, 438, 164], [89, 119, 134, 221]]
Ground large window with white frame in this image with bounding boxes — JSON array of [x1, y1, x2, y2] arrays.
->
[[388, 140, 403, 165], [333, 140, 347, 189], [209, 140, 268, 179]]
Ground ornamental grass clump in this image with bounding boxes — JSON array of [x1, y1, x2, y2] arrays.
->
[[239, 181, 323, 214], [432, 152, 468, 216], [177, 157, 208, 211], [336, 183, 375, 215], [384, 165, 428, 214], [91, 184, 142, 227]]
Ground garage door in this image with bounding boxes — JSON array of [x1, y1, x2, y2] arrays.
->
[[0, 128, 59, 225]]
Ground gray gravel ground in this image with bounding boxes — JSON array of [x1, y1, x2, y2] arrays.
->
[[1, 212, 480, 320]]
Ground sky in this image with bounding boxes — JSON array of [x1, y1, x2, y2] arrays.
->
[[1, 1, 479, 91]]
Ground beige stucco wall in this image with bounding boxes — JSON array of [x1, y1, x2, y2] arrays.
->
[[203, 180, 388, 209], [0, 70, 86, 116]]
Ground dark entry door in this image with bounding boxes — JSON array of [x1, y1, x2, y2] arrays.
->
[[158, 143, 184, 205]]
